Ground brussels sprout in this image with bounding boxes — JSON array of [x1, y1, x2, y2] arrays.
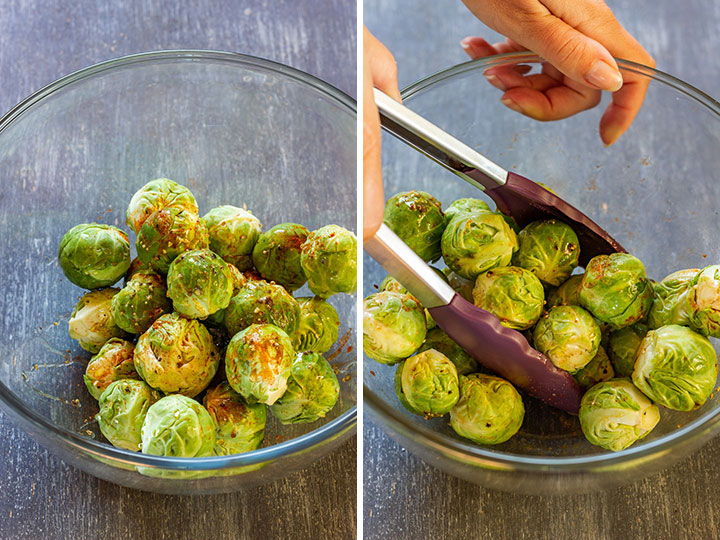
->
[[394, 362, 423, 415], [533, 305, 601, 373], [300, 225, 357, 298], [579, 378, 660, 452], [579, 253, 653, 329], [141, 394, 215, 458], [547, 274, 583, 309], [84, 338, 138, 400], [294, 297, 340, 353], [203, 382, 266, 455], [418, 327, 478, 375], [134, 313, 220, 397], [252, 223, 309, 291], [202, 205, 262, 271], [400, 349, 459, 417], [227, 263, 247, 294], [380, 273, 443, 330], [111, 272, 172, 334], [136, 206, 209, 274], [383, 191, 446, 262], [58, 223, 131, 289], [125, 257, 153, 281], [441, 211, 518, 280], [632, 325, 718, 411], [513, 220, 580, 286], [225, 323, 295, 405], [472, 266, 544, 330], [166, 249, 235, 319], [647, 268, 698, 329], [224, 280, 300, 337], [271, 351, 340, 424], [444, 198, 491, 222], [126, 178, 198, 234], [607, 323, 648, 377], [450, 374, 524, 445], [69, 288, 129, 353], [96, 379, 160, 451], [688, 265, 720, 338], [363, 291, 427, 365], [574, 346, 614, 389]]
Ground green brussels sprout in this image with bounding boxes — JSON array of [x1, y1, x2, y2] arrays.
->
[[607, 323, 648, 377], [225, 323, 295, 405], [647, 268, 698, 329], [111, 272, 172, 334], [513, 220, 580, 286], [202, 205, 262, 271], [141, 394, 215, 458], [58, 223, 131, 289], [400, 349, 459, 417], [69, 288, 129, 353], [688, 265, 720, 338], [300, 225, 357, 298], [125, 257, 153, 281], [574, 345, 614, 389], [379, 273, 442, 330], [383, 191, 446, 262], [418, 327, 478, 375], [134, 313, 220, 397], [252, 223, 309, 291], [96, 379, 161, 451], [533, 305, 601, 373], [84, 338, 138, 400], [547, 274, 583, 309], [444, 269, 475, 303], [203, 382, 266, 455], [166, 249, 235, 319], [136, 206, 209, 274], [632, 324, 718, 411], [270, 351, 340, 424], [224, 280, 300, 337], [579, 378, 660, 452], [444, 198, 491, 222], [441, 211, 518, 280], [579, 253, 653, 329], [450, 373, 524, 445], [126, 178, 198, 234], [294, 297, 340, 353], [472, 266, 544, 330], [227, 263, 247, 295], [394, 361, 423, 415], [363, 291, 427, 365]]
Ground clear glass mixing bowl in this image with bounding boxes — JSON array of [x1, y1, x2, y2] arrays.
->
[[364, 53, 720, 495], [0, 50, 356, 494]]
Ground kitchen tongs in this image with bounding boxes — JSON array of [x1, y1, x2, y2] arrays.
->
[[365, 89, 627, 414]]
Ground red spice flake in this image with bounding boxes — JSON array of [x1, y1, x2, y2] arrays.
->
[[370, 371, 376, 376], [346, 346, 353, 353]]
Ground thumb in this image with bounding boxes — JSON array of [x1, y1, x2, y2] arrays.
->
[[516, 19, 623, 92]]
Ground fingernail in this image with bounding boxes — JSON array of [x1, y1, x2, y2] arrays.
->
[[500, 98, 522, 113], [602, 124, 624, 147], [485, 74, 506, 90], [460, 37, 472, 49], [586, 60, 623, 92]]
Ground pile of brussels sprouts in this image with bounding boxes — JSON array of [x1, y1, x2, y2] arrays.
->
[[59, 178, 356, 471], [364, 190, 720, 452]]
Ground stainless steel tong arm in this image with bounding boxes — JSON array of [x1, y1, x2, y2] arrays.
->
[[364, 223, 456, 308], [374, 88, 507, 188]]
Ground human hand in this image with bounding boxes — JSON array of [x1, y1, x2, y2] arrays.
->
[[363, 27, 401, 241], [461, 0, 654, 146]]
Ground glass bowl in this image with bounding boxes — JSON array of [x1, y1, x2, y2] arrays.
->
[[0, 50, 356, 494], [364, 53, 720, 495]]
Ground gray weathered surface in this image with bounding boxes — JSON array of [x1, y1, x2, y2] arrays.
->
[[0, 1, 356, 539], [364, 1, 720, 539]]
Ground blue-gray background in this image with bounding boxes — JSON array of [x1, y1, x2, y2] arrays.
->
[[0, 2, 356, 539], [364, 1, 720, 539]]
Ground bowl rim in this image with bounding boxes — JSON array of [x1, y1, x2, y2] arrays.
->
[[0, 49, 357, 471], [365, 52, 720, 471]]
